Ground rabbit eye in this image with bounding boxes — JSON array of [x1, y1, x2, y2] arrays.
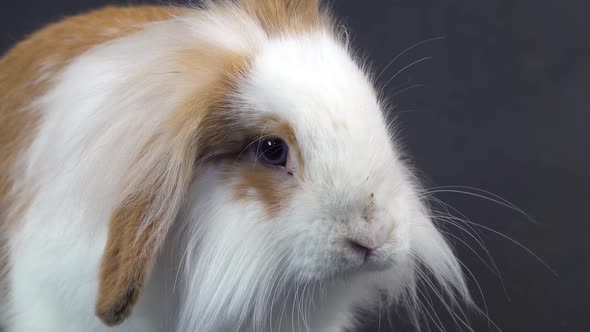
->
[[259, 138, 288, 167]]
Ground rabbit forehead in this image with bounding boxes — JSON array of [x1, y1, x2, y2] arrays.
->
[[237, 32, 396, 182]]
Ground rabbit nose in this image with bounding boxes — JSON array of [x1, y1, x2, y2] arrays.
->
[[347, 193, 393, 251], [347, 220, 392, 251], [346, 207, 393, 251]]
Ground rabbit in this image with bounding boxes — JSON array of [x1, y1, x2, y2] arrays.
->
[[0, 1, 470, 331]]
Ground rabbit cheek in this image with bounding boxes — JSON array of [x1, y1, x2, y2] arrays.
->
[[229, 165, 297, 218]]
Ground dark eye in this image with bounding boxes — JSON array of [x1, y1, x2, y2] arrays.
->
[[259, 137, 288, 167]]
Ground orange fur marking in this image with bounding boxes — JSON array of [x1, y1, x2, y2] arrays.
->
[[96, 194, 156, 325], [0, 5, 183, 213], [240, 0, 324, 34], [0, 4, 186, 324], [231, 163, 299, 217]]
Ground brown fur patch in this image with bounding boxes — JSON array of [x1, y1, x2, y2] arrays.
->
[[0, 5, 183, 208], [96, 16, 259, 325], [231, 164, 298, 217], [96, 194, 156, 325], [96, 139, 198, 325], [0, 4, 186, 324], [240, 0, 325, 35], [0, 5, 184, 207]]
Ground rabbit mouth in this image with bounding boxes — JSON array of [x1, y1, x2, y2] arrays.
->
[[358, 249, 397, 272], [332, 244, 398, 276]]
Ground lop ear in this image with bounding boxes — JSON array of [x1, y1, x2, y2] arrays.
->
[[95, 150, 193, 326], [240, 0, 321, 33], [93, 38, 252, 326]]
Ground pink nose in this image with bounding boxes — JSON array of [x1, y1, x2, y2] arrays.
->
[[347, 215, 393, 250]]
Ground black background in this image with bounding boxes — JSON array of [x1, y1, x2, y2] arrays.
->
[[1, 1, 589, 331]]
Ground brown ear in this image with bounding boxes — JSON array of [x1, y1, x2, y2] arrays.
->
[[240, 0, 320, 33], [93, 39, 253, 326], [95, 192, 158, 325], [95, 154, 193, 326]]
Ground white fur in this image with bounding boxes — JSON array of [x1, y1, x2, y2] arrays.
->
[[1, 4, 469, 332]]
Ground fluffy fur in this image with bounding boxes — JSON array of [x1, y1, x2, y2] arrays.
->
[[0, 1, 469, 331]]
